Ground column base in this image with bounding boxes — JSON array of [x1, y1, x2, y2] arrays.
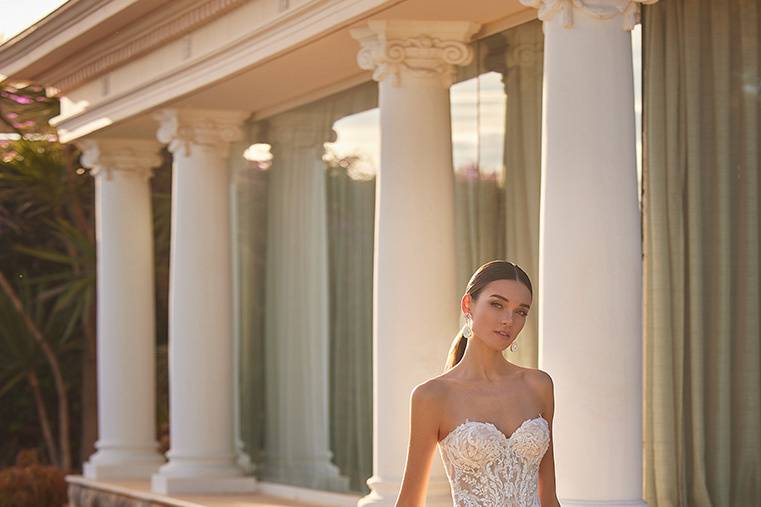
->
[[151, 453, 258, 495], [83, 447, 165, 480], [357, 475, 452, 507], [560, 500, 649, 507], [83, 460, 164, 480], [151, 474, 258, 495]]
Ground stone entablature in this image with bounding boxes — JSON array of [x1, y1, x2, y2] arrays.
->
[[47, 0, 247, 94], [43, 0, 392, 142]]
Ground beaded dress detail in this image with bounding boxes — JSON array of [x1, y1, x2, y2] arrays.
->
[[437, 416, 550, 507]]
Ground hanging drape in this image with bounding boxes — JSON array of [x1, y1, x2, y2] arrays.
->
[[324, 84, 378, 494], [642, 1, 761, 505], [326, 165, 375, 494], [231, 133, 269, 469], [501, 20, 544, 368], [451, 51, 506, 293], [452, 19, 544, 368]]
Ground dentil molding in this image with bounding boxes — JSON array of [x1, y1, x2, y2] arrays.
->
[[154, 109, 248, 159], [351, 20, 481, 88], [519, 0, 659, 30], [46, 0, 246, 93], [78, 139, 162, 181]]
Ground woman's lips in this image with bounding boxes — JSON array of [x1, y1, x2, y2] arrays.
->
[[495, 330, 510, 339]]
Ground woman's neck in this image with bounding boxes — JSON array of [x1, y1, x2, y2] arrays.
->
[[453, 338, 517, 382]]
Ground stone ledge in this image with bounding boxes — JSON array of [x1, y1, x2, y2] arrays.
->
[[66, 475, 360, 507]]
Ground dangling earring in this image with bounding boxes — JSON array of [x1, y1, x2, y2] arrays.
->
[[509, 339, 519, 352], [463, 314, 474, 339]]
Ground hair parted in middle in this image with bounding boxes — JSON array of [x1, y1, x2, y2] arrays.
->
[[444, 260, 533, 370]]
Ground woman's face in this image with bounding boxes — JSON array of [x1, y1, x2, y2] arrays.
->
[[462, 279, 532, 351]]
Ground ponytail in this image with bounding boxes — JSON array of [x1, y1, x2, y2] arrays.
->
[[444, 328, 468, 371]]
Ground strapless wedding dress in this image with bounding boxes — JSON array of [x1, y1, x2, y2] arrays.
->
[[437, 416, 550, 507]]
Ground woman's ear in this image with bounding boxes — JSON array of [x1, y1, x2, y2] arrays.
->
[[460, 293, 471, 316]]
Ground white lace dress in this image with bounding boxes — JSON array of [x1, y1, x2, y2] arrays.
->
[[438, 416, 550, 507]]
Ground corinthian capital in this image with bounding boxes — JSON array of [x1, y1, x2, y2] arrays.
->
[[78, 139, 162, 181], [350, 20, 481, 88], [154, 109, 248, 159], [520, 0, 659, 30]]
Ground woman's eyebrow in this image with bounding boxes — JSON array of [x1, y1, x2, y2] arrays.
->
[[489, 294, 530, 309]]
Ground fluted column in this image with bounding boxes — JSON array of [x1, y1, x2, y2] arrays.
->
[[520, 1, 656, 506], [350, 20, 480, 507], [78, 139, 165, 479], [150, 109, 256, 495], [258, 109, 350, 492]]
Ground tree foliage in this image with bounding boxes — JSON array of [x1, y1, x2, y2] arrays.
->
[[0, 138, 93, 470], [0, 82, 58, 138]]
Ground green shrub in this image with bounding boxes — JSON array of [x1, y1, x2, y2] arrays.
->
[[0, 464, 67, 507]]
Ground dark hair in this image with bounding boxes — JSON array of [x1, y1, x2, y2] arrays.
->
[[444, 260, 533, 370]]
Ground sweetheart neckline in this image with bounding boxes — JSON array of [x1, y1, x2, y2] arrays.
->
[[439, 415, 548, 446]]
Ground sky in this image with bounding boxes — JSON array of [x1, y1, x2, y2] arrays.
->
[[0, 0, 68, 43]]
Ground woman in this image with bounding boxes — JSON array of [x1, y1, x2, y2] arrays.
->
[[395, 260, 561, 507]]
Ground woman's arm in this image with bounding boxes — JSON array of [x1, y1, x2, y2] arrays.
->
[[395, 381, 441, 507], [533, 370, 562, 507]]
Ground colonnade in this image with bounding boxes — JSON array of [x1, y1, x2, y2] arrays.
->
[[81, 2, 652, 504]]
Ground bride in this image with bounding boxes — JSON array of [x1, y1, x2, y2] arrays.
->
[[395, 260, 561, 507]]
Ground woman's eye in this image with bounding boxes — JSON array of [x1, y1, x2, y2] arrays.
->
[[492, 302, 502, 309]]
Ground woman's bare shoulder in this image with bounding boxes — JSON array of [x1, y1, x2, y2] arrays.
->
[[410, 372, 455, 406], [523, 367, 553, 387], [522, 367, 555, 416]]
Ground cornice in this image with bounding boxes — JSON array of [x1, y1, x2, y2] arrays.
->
[[78, 138, 162, 181], [45, 0, 246, 93], [351, 20, 480, 88], [51, 0, 398, 143], [519, 0, 659, 30], [0, 0, 142, 79]]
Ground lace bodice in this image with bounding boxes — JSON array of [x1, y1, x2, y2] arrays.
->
[[437, 416, 550, 507]]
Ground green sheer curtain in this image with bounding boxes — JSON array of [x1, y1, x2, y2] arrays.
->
[[452, 19, 544, 368], [642, 1, 761, 505], [500, 20, 543, 368], [326, 165, 375, 494], [232, 135, 269, 470]]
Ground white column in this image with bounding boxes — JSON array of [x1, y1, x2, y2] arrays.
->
[[78, 139, 165, 479], [151, 109, 257, 495], [259, 110, 350, 491], [520, 1, 656, 506], [350, 20, 480, 507]]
